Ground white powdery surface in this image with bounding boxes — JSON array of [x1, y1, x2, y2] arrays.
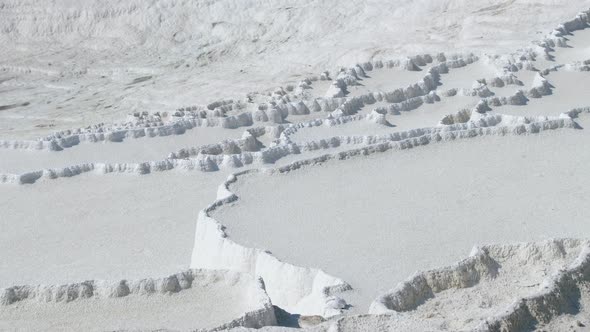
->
[[374, 94, 480, 132], [535, 281, 590, 332], [0, 171, 226, 287], [493, 71, 590, 117], [551, 26, 590, 64], [438, 60, 500, 89], [1, 288, 238, 331], [0, 126, 244, 173], [0, 269, 275, 331], [369, 239, 589, 330], [213, 114, 590, 313], [287, 120, 396, 144], [0, 0, 587, 136], [1, 3, 590, 331], [345, 68, 426, 98], [286, 96, 479, 144]]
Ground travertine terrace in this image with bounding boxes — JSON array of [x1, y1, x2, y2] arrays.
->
[[2, 2, 590, 331]]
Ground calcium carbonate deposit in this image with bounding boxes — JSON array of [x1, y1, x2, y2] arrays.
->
[[2, 1, 590, 331]]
